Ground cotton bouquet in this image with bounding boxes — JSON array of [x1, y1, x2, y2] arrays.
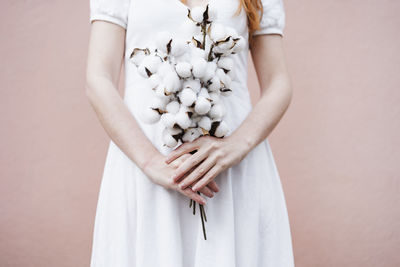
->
[[130, 4, 245, 240]]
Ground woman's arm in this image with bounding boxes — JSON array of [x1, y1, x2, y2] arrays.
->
[[85, 21, 216, 204], [86, 21, 156, 170], [164, 34, 292, 191]]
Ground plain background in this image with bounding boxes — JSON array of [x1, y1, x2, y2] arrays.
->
[[1, 0, 399, 266]]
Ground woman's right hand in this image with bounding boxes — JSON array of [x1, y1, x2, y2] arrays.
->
[[142, 152, 219, 205]]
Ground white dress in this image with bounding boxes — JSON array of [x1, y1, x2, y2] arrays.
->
[[89, 0, 294, 266]]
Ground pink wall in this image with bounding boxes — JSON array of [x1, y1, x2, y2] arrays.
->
[[1, 0, 399, 266]]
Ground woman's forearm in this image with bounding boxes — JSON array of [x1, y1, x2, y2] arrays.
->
[[85, 75, 159, 170], [228, 74, 292, 154]]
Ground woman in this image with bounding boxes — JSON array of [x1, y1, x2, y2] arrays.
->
[[86, 0, 294, 266]]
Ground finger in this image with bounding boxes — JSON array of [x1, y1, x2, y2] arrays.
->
[[165, 141, 200, 164], [191, 165, 221, 192], [179, 187, 206, 205], [178, 155, 216, 190], [199, 186, 214, 198], [171, 151, 208, 183], [207, 180, 220, 193], [168, 153, 191, 169]]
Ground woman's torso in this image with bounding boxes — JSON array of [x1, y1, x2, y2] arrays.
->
[[123, 0, 253, 155]]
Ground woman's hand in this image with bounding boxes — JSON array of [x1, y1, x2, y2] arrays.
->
[[142, 151, 220, 205], [164, 135, 252, 192]]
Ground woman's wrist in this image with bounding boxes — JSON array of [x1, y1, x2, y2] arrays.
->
[[226, 133, 256, 161], [137, 148, 162, 174]]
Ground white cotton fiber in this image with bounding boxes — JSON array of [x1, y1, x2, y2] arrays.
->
[[156, 31, 172, 53], [171, 38, 187, 57], [141, 107, 161, 124], [180, 88, 197, 106], [194, 96, 211, 115], [208, 76, 221, 92], [175, 108, 192, 129], [175, 62, 192, 78], [214, 120, 229, 137], [182, 127, 202, 142], [209, 103, 226, 119], [202, 61, 217, 82], [190, 6, 206, 23], [166, 101, 180, 114], [183, 79, 201, 93], [162, 127, 178, 148], [191, 57, 207, 78], [209, 23, 226, 42], [198, 116, 212, 131], [198, 87, 210, 99], [217, 57, 234, 72], [208, 91, 220, 103], [160, 113, 176, 128]]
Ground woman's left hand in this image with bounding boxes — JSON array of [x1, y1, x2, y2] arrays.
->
[[164, 135, 251, 192]]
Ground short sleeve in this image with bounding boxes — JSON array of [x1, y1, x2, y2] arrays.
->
[[89, 0, 130, 29], [252, 0, 286, 37]]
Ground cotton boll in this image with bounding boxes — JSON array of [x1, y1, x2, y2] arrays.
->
[[190, 6, 206, 23], [190, 120, 197, 128], [171, 38, 187, 57], [148, 74, 162, 88], [214, 120, 229, 137], [207, 5, 218, 22], [208, 91, 220, 103], [194, 96, 211, 115], [183, 79, 201, 93], [156, 31, 173, 53], [191, 57, 207, 78], [138, 63, 150, 78], [166, 125, 183, 136], [202, 61, 217, 82], [179, 19, 201, 38], [175, 50, 191, 63], [182, 127, 202, 142], [189, 45, 207, 60], [216, 38, 234, 54], [191, 114, 202, 123], [217, 57, 234, 72], [217, 68, 232, 88], [225, 27, 239, 39], [149, 96, 167, 111], [208, 103, 226, 119], [209, 23, 227, 42], [160, 113, 176, 128], [130, 49, 148, 66], [141, 107, 161, 124], [179, 88, 197, 106], [227, 64, 236, 80], [232, 36, 246, 53], [166, 101, 180, 114], [141, 54, 162, 75], [162, 127, 179, 148], [198, 87, 210, 99], [155, 84, 167, 97], [175, 108, 192, 129], [164, 71, 181, 94], [198, 116, 212, 131], [158, 61, 175, 77], [208, 76, 221, 92], [175, 62, 192, 78]]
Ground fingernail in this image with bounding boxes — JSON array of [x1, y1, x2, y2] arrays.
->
[[192, 186, 198, 191], [179, 183, 185, 189]]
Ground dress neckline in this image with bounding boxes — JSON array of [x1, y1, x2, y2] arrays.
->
[[173, 0, 213, 10]]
